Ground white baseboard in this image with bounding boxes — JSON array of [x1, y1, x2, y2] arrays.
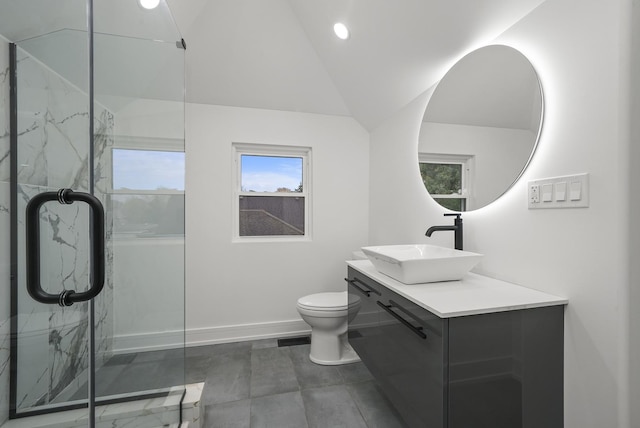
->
[[186, 319, 311, 347], [113, 329, 185, 354], [113, 319, 311, 354]]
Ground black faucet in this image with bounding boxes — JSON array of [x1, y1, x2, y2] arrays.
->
[[425, 213, 463, 250]]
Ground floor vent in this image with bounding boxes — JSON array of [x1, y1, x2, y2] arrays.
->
[[277, 336, 311, 347]]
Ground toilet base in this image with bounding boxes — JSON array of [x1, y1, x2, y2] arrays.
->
[[309, 341, 361, 366]]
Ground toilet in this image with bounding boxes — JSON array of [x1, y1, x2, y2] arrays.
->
[[296, 291, 361, 365]]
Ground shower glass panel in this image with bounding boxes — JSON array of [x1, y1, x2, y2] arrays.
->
[[91, 12, 186, 404], [3, 0, 185, 425]]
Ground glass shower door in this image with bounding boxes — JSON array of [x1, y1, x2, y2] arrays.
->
[[9, 1, 95, 417], [91, 7, 186, 405], [6, 0, 186, 426]]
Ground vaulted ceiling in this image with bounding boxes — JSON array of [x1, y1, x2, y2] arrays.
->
[[170, 0, 547, 130], [0, 0, 547, 130]]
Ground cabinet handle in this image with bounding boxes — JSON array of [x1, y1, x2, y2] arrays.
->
[[345, 277, 381, 296], [388, 299, 425, 325], [345, 278, 369, 296], [377, 301, 427, 339]]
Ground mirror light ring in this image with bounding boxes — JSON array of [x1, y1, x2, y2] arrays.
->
[[419, 44, 544, 212]]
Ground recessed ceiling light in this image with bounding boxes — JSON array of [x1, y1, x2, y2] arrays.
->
[[333, 22, 350, 40], [139, 0, 160, 10]]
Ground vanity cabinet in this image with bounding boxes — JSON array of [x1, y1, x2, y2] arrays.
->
[[347, 266, 564, 428]]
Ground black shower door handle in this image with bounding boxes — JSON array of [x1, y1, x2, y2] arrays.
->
[[25, 189, 105, 306]]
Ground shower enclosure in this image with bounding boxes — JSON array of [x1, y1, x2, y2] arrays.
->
[[1, 0, 186, 426]]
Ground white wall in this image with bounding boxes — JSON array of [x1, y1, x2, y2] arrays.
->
[[112, 239, 185, 352], [185, 103, 369, 344], [113, 99, 185, 140], [369, 0, 632, 427]]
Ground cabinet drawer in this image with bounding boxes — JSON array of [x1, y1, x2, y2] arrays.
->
[[376, 287, 447, 428], [346, 268, 384, 370]]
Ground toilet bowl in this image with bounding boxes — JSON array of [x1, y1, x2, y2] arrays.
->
[[297, 291, 361, 365]]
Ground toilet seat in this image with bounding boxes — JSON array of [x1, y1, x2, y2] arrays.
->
[[297, 291, 360, 311]]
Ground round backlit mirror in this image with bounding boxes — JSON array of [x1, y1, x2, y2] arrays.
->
[[418, 45, 543, 211]]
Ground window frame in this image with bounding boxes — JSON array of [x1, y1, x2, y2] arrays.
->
[[109, 136, 185, 239], [232, 142, 312, 242], [419, 153, 474, 210]]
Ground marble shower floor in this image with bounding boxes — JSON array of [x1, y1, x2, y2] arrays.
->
[[188, 339, 408, 428]]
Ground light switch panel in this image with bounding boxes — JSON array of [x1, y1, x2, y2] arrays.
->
[[528, 173, 589, 209]]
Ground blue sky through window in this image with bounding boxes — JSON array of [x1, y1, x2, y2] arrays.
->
[[241, 155, 303, 192], [113, 149, 185, 191]]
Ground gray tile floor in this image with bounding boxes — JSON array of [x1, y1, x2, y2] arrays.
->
[[187, 339, 409, 428]]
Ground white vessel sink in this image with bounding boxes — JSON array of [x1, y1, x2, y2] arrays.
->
[[361, 244, 483, 284]]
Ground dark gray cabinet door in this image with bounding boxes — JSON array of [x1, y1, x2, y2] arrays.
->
[[448, 306, 564, 428]]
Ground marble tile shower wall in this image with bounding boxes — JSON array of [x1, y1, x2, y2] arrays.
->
[[0, 42, 115, 422]]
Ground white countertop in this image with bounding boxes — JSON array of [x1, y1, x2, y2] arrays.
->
[[347, 259, 568, 318]]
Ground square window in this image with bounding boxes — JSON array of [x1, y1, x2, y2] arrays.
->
[[111, 147, 185, 237], [234, 144, 311, 240]]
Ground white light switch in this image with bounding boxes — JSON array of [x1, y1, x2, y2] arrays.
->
[[555, 182, 567, 201], [542, 184, 553, 202], [570, 181, 582, 201]]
